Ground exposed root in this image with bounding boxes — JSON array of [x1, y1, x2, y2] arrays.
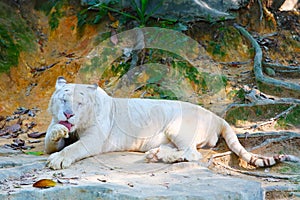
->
[[250, 104, 297, 130], [234, 24, 300, 94], [264, 184, 300, 192], [219, 60, 251, 67], [222, 98, 300, 118], [259, 32, 278, 39], [263, 62, 300, 76], [258, 0, 263, 21], [243, 86, 276, 103], [249, 135, 300, 152], [237, 131, 300, 139], [263, 62, 300, 71], [214, 161, 299, 180], [237, 131, 300, 152]]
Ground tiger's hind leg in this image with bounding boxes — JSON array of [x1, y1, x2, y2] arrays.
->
[[181, 147, 202, 161], [145, 144, 202, 163]]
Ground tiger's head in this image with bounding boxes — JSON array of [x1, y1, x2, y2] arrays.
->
[[48, 77, 101, 132]]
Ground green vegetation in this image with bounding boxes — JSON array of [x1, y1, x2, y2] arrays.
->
[[278, 165, 300, 174], [35, 0, 69, 30], [0, 2, 35, 73], [226, 103, 300, 129], [277, 105, 300, 128], [0, 25, 19, 73], [111, 62, 131, 77], [207, 25, 244, 59], [97, 49, 226, 100], [225, 104, 291, 126], [228, 88, 246, 101], [85, 0, 162, 27], [77, 0, 187, 32]]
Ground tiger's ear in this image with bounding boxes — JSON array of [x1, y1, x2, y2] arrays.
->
[[56, 76, 67, 90]]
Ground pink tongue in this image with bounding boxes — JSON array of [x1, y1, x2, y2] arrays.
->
[[59, 121, 72, 131]]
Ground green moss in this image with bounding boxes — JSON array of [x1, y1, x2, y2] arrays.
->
[[207, 25, 245, 59], [208, 41, 226, 58], [94, 48, 226, 100], [0, 2, 36, 73], [228, 89, 246, 101], [225, 104, 290, 126], [35, 0, 67, 31], [248, 47, 255, 57], [277, 105, 300, 128], [111, 62, 131, 77], [255, 107, 263, 116], [225, 107, 250, 125], [0, 26, 19, 73], [93, 32, 111, 46], [278, 165, 300, 174], [49, 7, 63, 30]]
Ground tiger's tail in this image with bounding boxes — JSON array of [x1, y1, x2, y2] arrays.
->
[[221, 121, 300, 167]]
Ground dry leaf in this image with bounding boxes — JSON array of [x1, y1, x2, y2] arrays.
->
[[33, 179, 56, 188], [127, 182, 134, 187], [108, 12, 116, 22], [97, 178, 107, 182], [7, 123, 21, 133], [12, 138, 25, 147], [27, 131, 46, 138]]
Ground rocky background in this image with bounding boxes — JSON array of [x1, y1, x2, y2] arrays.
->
[[0, 0, 299, 199]]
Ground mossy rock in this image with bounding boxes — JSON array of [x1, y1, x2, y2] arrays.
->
[[0, 2, 36, 73]]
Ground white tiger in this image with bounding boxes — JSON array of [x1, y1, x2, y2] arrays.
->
[[45, 77, 298, 169]]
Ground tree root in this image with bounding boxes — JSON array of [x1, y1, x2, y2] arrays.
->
[[258, 0, 263, 21], [222, 97, 300, 118], [234, 24, 300, 94], [250, 104, 297, 130], [219, 60, 251, 67], [264, 184, 300, 192], [237, 131, 300, 152], [249, 134, 300, 152], [213, 161, 298, 180], [263, 62, 300, 71], [237, 131, 300, 139], [263, 62, 300, 77]]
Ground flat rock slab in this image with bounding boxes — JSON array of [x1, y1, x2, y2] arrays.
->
[[0, 149, 263, 200]]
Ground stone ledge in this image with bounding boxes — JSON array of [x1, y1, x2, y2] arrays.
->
[[0, 151, 263, 200]]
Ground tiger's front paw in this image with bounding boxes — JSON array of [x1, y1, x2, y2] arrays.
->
[[47, 151, 73, 170], [49, 124, 69, 142]]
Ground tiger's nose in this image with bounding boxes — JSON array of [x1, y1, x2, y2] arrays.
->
[[64, 111, 74, 119]]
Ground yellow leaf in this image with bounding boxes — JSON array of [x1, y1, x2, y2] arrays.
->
[[110, 20, 119, 29], [33, 179, 56, 188]]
